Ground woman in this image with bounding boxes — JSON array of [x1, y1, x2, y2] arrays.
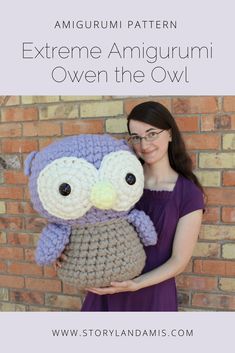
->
[[82, 101, 205, 311]]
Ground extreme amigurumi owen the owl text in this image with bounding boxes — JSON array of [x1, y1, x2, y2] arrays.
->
[[24, 134, 157, 289]]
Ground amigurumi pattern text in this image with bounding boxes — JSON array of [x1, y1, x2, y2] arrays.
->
[[25, 134, 157, 289]]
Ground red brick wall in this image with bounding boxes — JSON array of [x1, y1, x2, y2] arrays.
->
[[0, 96, 234, 311]]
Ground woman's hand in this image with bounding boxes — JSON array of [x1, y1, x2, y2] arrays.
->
[[86, 279, 141, 295], [53, 248, 68, 271]]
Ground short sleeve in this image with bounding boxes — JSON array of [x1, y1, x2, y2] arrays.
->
[[179, 178, 204, 218]]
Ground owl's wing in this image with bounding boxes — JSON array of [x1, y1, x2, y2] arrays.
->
[[127, 209, 157, 246], [35, 223, 71, 265]]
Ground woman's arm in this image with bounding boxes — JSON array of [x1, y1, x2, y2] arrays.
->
[[86, 209, 203, 295]]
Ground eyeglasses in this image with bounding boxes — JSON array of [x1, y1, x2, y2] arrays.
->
[[128, 130, 165, 145]]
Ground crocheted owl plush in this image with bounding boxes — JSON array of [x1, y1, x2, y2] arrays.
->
[[25, 134, 157, 289]]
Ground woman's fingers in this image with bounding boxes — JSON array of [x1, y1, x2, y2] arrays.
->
[[60, 253, 68, 261], [52, 249, 68, 271], [53, 260, 61, 270]]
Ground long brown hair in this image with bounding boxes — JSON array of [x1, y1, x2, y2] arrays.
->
[[127, 101, 204, 194]]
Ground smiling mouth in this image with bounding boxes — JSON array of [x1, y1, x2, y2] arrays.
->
[[142, 150, 157, 155]]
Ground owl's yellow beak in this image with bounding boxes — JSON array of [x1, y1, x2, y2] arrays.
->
[[90, 181, 117, 210]]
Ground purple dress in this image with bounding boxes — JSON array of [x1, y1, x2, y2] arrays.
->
[[81, 175, 204, 311]]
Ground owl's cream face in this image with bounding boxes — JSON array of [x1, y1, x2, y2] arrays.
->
[[36, 150, 144, 220]]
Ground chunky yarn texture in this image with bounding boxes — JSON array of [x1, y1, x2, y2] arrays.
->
[[57, 218, 146, 288]]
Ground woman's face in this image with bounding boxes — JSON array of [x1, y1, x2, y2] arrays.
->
[[128, 120, 172, 165]]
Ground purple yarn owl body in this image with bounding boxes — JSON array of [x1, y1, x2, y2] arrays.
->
[[25, 134, 157, 288]]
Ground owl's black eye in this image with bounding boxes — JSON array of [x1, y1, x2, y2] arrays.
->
[[125, 173, 136, 185], [59, 183, 71, 196]]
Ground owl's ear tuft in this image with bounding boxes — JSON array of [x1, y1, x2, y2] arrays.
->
[[122, 139, 129, 146], [118, 138, 130, 150], [24, 151, 38, 176]]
